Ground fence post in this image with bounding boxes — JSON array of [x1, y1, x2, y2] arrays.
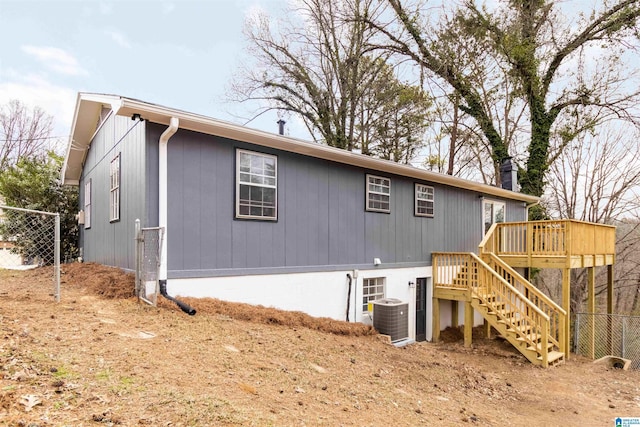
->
[[54, 214, 60, 303], [134, 219, 141, 301], [573, 313, 579, 355], [622, 318, 626, 359]]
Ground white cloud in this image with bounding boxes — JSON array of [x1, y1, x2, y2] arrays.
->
[[162, 3, 175, 14], [244, 3, 267, 24], [0, 71, 77, 144], [105, 30, 132, 49], [99, 2, 113, 15], [21, 45, 88, 76]]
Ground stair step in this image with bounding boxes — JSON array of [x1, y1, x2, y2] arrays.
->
[[537, 351, 565, 364], [507, 323, 533, 334], [489, 309, 516, 318], [497, 317, 522, 327], [464, 257, 566, 368], [526, 341, 555, 352], [515, 333, 544, 343], [478, 301, 506, 308]]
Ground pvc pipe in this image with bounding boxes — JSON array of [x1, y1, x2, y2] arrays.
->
[[159, 117, 179, 281]]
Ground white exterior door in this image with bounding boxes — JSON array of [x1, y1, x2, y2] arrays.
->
[[483, 199, 505, 235]]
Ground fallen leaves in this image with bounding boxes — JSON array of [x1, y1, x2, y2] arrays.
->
[[18, 394, 42, 411]]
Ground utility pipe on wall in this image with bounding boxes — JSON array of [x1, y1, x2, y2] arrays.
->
[[346, 273, 352, 322], [157, 117, 196, 315], [159, 117, 179, 282]]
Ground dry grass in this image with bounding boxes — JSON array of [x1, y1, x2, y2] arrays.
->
[[1, 263, 639, 426], [63, 262, 376, 337]]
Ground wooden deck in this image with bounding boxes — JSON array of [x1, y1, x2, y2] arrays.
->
[[432, 219, 616, 367], [478, 220, 616, 269]]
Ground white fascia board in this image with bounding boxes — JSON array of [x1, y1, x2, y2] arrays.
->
[[61, 93, 124, 185]]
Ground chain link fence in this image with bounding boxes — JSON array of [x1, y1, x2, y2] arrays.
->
[[0, 205, 60, 301], [574, 313, 640, 370], [135, 219, 164, 306]]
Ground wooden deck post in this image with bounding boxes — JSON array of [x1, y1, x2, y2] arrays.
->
[[607, 264, 614, 354], [464, 301, 473, 348], [607, 265, 614, 314], [526, 222, 533, 266], [432, 297, 440, 343], [562, 268, 571, 359], [452, 301, 459, 328], [483, 319, 491, 339], [587, 267, 595, 359]]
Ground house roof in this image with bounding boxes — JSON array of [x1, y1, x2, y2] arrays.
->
[[61, 92, 539, 204]]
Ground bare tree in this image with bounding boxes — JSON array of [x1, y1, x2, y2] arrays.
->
[[369, 0, 640, 201], [546, 125, 640, 223], [539, 124, 640, 314], [229, 0, 431, 162], [0, 100, 53, 172]]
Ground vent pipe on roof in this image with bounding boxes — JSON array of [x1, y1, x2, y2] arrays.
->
[[277, 119, 286, 135]]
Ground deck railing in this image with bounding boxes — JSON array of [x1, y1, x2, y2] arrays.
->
[[479, 220, 616, 260], [432, 252, 475, 290]]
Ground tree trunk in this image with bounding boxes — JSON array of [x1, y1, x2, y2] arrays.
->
[[521, 98, 553, 198]]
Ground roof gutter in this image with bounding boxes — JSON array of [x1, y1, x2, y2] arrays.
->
[[159, 117, 179, 281], [113, 97, 538, 204], [62, 93, 539, 205]]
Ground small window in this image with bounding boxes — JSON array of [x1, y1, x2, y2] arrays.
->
[[415, 183, 434, 217], [236, 149, 277, 220], [366, 174, 390, 213], [84, 179, 92, 229], [363, 277, 385, 313], [110, 154, 120, 222]]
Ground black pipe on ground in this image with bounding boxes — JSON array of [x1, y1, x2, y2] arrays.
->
[[159, 280, 196, 316]]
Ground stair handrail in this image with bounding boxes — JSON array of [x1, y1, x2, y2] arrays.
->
[[484, 252, 566, 353], [485, 253, 566, 316], [478, 223, 498, 254], [469, 252, 551, 365], [469, 253, 550, 323]]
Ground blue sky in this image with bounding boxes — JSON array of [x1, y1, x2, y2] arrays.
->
[[0, 0, 300, 144]]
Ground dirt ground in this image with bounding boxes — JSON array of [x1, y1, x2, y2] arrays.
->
[[1, 263, 639, 426]]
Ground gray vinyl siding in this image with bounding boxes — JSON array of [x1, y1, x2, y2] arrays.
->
[[506, 199, 528, 222], [162, 126, 528, 278], [145, 126, 160, 227], [79, 114, 146, 270]]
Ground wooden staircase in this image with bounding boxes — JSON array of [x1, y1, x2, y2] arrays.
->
[[433, 220, 616, 367], [472, 289, 565, 367], [434, 252, 567, 367]]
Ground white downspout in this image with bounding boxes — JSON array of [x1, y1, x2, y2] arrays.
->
[[159, 117, 179, 282], [526, 200, 540, 221]]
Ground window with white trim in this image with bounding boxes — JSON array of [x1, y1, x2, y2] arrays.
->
[[84, 179, 91, 229], [415, 183, 434, 217], [109, 154, 120, 222], [236, 149, 277, 220], [366, 174, 390, 213], [362, 277, 385, 313]]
